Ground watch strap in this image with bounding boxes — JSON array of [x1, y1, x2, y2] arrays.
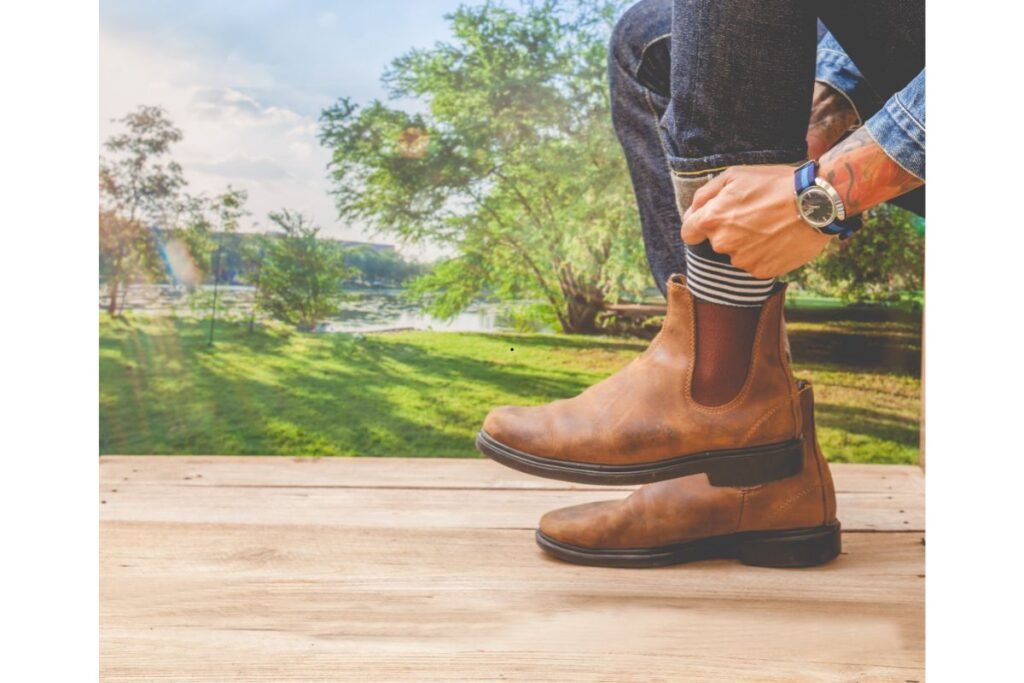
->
[[794, 159, 861, 239], [795, 160, 817, 193], [819, 215, 861, 239]]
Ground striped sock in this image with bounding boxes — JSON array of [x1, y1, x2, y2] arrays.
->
[[684, 242, 776, 308], [670, 171, 778, 308]]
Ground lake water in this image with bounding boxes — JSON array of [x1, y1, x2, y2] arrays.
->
[[102, 284, 538, 333]]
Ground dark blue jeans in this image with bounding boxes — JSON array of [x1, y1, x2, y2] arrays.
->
[[609, 0, 925, 293]]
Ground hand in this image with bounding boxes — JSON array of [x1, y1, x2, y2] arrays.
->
[[681, 165, 831, 279]]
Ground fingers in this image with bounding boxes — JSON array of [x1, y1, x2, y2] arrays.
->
[[683, 170, 730, 221], [681, 206, 708, 245]]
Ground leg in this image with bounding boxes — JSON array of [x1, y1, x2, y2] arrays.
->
[[664, 0, 818, 304], [664, 0, 820, 405], [477, 0, 812, 484], [477, 2, 924, 485], [607, 0, 681, 295], [663, 1, 817, 177], [496, 2, 922, 570], [608, 1, 817, 405]]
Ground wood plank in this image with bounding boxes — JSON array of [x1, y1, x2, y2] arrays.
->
[[100, 455, 923, 494], [98, 483, 921, 532], [100, 523, 923, 682], [100, 454, 614, 490], [100, 458, 924, 681], [100, 458, 923, 532]]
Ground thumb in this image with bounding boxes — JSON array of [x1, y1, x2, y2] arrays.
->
[[683, 171, 730, 221]]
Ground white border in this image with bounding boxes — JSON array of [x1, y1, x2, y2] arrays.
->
[[0, 0, 99, 680], [926, 3, 1024, 680]]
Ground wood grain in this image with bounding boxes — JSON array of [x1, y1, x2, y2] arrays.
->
[[99, 457, 923, 532], [100, 457, 924, 682]]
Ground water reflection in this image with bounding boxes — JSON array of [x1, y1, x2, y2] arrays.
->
[[101, 284, 543, 334]]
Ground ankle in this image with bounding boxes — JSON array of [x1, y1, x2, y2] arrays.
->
[[691, 299, 760, 406]]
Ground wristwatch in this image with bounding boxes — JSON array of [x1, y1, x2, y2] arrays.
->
[[794, 160, 861, 239]]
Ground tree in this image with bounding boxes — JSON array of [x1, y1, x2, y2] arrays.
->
[[99, 105, 186, 314], [344, 246, 427, 287], [319, 0, 646, 333], [255, 210, 354, 331], [788, 205, 924, 303], [173, 187, 250, 286]]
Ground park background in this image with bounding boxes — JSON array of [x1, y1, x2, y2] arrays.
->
[[99, 0, 923, 465]]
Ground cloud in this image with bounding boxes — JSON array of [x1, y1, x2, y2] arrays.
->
[[190, 155, 292, 182], [190, 87, 309, 129], [99, 1, 463, 260], [100, 30, 344, 238], [191, 88, 265, 120]]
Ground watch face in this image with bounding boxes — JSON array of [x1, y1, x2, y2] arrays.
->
[[798, 187, 837, 228]]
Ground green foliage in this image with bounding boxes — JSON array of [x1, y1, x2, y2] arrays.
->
[[99, 106, 255, 313], [99, 105, 186, 222], [255, 210, 354, 331], [788, 205, 924, 303], [99, 105, 187, 314], [343, 246, 428, 287], [98, 210, 162, 299], [319, 0, 647, 333], [170, 187, 250, 289]]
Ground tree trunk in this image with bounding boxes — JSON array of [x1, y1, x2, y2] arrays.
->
[[564, 299, 601, 334], [107, 280, 120, 316], [557, 272, 606, 335], [559, 290, 605, 334]]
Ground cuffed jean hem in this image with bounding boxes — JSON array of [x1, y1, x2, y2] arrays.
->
[[665, 147, 807, 176]]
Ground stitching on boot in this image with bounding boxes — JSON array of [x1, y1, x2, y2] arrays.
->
[[741, 399, 794, 444], [775, 485, 821, 512]]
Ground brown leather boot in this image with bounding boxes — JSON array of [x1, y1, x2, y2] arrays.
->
[[477, 274, 803, 487], [535, 380, 840, 568]]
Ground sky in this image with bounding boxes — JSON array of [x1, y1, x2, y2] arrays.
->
[[99, 0, 469, 256]]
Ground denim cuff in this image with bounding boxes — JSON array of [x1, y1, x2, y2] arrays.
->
[[663, 142, 806, 176], [815, 33, 883, 125], [865, 70, 926, 181]]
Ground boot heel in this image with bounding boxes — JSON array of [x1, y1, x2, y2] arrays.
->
[[704, 438, 804, 487], [735, 522, 841, 568]]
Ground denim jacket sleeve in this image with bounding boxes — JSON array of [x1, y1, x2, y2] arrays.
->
[[815, 31, 926, 180], [865, 69, 925, 180]]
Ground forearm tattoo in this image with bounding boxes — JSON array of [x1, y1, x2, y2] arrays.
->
[[806, 82, 860, 160], [818, 127, 923, 215]]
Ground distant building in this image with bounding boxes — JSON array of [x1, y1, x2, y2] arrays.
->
[[150, 227, 397, 253], [331, 239, 396, 253]]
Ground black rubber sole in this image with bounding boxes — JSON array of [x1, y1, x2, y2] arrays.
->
[[475, 430, 803, 487], [536, 522, 842, 569]]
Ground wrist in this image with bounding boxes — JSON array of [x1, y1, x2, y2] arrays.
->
[[794, 160, 860, 239], [815, 154, 853, 214], [817, 126, 924, 216]]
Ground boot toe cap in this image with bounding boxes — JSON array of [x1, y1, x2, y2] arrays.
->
[[481, 405, 546, 453], [481, 405, 515, 442], [539, 501, 621, 548]]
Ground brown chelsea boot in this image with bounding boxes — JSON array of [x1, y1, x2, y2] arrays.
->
[[535, 380, 841, 569], [477, 274, 803, 487]]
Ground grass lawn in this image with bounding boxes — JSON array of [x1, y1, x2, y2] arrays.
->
[[99, 313, 921, 464]]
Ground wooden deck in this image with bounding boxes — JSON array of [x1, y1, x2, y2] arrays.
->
[[100, 457, 924, 682]]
